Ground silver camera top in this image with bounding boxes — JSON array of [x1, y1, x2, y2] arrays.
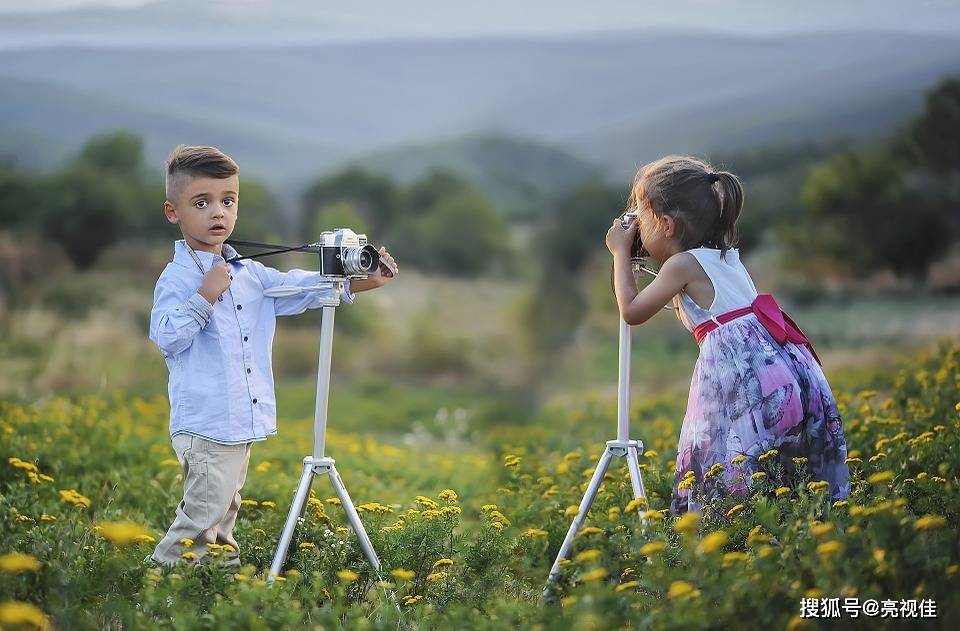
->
[[620, 210, 638, 229], [313, 228, 368, 248]]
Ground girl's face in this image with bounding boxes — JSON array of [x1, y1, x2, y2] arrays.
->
[[636, 200, 679, 263]]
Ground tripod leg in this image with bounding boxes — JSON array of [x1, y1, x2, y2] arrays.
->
[[268, 461, 315, 582], [543, 447, 614, 598], [328, 464, 382, 572], [626, 446, 646, 499]]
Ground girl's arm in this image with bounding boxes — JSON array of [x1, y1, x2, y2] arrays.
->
[[611, 251, 692, 326]]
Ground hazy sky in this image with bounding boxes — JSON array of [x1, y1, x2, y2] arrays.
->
[[2, 0, 960, 38]]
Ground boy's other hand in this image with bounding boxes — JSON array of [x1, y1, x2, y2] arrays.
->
[[199, 262, 232, 304], [374, 247, 398, 285]]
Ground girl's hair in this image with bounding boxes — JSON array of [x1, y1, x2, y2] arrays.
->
[[627, 155, 745, 257]]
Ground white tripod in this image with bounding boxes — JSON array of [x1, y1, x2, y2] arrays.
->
[[264, 280, 383, 584], [542, 312, 651, 597]]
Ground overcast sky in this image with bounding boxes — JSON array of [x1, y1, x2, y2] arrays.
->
[[2, 0, 960, 39]]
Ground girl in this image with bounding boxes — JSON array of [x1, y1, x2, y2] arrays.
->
[[605, 155, 850, 516]]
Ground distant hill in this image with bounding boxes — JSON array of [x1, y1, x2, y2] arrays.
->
[[340, 135, 599, 218], [1, 30, 958, 199]]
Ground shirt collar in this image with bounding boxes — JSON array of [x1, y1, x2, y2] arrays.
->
[[172, 239, 242, 271]]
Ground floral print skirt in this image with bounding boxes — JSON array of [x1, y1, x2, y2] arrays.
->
[[670, 314, 850, 516]]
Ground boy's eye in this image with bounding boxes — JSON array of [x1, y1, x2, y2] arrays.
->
[[195, 200, 207, 209], [223, 198, 235, 207]]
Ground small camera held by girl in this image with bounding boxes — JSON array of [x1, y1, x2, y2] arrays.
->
[[605, 155, 850, 516]]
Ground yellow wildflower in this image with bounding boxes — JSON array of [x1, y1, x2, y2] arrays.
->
[[725, 504, 745, 518], [577, 527, 603, 537], [97, 521, 154, 546], [810, 522, 834, 538], [432, 559, 454, 569], [758, 449, 778, 462], [696, 531, 728, 555], [668, 580, 699, 599], [0, 601, 50, 630], [640, 541, 667, 556], [298, 542, 315, 550], [522, 528, 548, 538], [391, 568, 416, 581], [426, 571, 447, 582], [616, 580, 639, 592], [0, 553, 41, 574], [722, 551, 749, 567], [915, 514, 946, 530], [580, 567, 608, 582], [575, 549, 602, 563], [437, 489, 458, 503], [775, 487, 791, 498], [674, 512, 700, 534], [58, 489, 91, 509], [868, 471, 894, 485], [624, 497, 647, 513], [337, 569, 359, 583], [816, 541, 844, 558]]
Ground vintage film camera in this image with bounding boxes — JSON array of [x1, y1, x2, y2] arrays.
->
[[313, 228, 385, 278], [619, 209, 647, 260]]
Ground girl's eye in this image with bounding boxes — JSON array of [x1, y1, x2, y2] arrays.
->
[[195, 200, 207, 209], [223, 198, 235, 207]]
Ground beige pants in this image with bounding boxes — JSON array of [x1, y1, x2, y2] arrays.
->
[[151, 433, 252, 567]]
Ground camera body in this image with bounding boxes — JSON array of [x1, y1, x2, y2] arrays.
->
[[619, 210, 647, 259], [314, 228, 381, 278]]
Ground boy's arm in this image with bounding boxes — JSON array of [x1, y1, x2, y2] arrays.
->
[[149, 274, 215, 358], [252, 262, 355, 317]]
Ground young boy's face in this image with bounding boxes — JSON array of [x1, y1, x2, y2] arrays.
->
[[163, 174, 239, 253]]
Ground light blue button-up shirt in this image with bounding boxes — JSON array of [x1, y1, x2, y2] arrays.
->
[[149, 239, 353, 445]]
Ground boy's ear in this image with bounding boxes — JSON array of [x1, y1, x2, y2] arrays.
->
[[163, 200, 179, 224]]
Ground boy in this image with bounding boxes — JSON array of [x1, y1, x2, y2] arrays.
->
[[148, 145, 398, 568]]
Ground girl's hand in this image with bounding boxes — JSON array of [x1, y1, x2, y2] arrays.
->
[[606, 216, 637, 255]]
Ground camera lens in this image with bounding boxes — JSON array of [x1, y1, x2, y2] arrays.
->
[[342, 244, 380, 275]]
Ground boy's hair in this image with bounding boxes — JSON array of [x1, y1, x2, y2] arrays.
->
[[627, 155, 744, 257], [164, 144, 239, 201]]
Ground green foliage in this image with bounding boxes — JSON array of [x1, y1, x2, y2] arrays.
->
[[2, 341, 959, 628], [398, 190, 511, 277], [798, 149, 952, 280], [909, 76, 960, 175], [231, 178, 283, 242], [523, 180, 624, 356], [300, 167, 400, 238]]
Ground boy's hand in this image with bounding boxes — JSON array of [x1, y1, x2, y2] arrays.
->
[[375, 247, 398, 284], [198, 262, 232, 304], [350, 247, 398, 293]]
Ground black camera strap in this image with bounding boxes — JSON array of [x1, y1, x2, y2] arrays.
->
[[223, 239, 318, 264]]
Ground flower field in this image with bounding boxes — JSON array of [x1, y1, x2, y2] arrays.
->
[[2, 340, 959, 630]]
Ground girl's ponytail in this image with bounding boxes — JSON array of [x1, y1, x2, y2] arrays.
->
[[709, 170, 745, 257]]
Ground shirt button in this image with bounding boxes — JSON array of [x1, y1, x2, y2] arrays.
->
[[236, 304, 242, 310], [217, 295, 223, 302], [230, 275, 233, 280], [243, 336, 248, 342], [246, 368, 251, 374], [252, 398, 258, 404]]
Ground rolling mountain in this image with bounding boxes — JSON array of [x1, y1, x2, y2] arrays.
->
[[1, 30, 958, 202]]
